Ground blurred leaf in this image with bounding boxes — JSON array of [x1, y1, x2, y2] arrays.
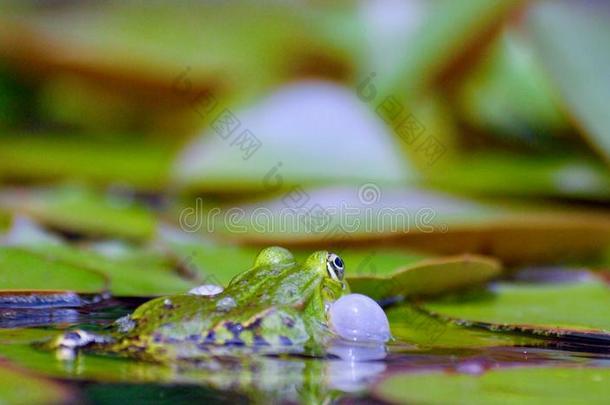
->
[[426, 152, 610, 201], [375, 367, 610, 404], [194, 186, 610, 263], [337, 248, 428, 278], [0, 186, 157, 241], [0, 63, 37, 129], [0, 360, 74, 404], [458, 30, 569, 146], [173, 82, 412, 193], [159, 234, 260, 286], [376, 0, 523, 97], [0, 3, 351, 99], [528, 1, 610, 165], [24, 243, 196, 296], [0, 135, 175, 189], [422, 277, 610, 333], [0, 247, 106, 293], [349, 255, 501, 301]]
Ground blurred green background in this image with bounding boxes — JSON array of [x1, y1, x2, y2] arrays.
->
[[0, 1, 610, 403], [0, 0, 608, 272]]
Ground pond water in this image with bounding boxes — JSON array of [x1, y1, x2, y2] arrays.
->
[[1, 295, 609, 404]]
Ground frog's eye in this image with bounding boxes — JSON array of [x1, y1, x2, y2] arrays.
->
[[326, 253, 345, 281]]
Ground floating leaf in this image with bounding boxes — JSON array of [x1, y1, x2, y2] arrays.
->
[[159, 231, 261, 286], [172, 82, 412, 193], [0, 247, 107, 293], [193, 186, 610, 263], [387, 304, 540, 349], [421, 277, 610, 336], [527, 1, 610, 164], [23, 243, 196, 296], [375, 367, 610, 405], [0, 360, 74, 404], [0, 186, 157, 241], [426, 153, 610, 201], [349, 255, 501, 301], [0, 135, 175, 189]]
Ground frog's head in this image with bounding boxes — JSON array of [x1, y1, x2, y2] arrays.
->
[[253, 247, 347, 296], [252, 247, 390, 345], [251, 247, 349, 308], [303, 250, 391, 344], [303, 250, 349, 306]]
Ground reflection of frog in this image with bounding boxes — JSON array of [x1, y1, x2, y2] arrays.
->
[[51, 247, 360, 361]]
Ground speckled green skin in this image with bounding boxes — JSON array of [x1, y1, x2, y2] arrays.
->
[[98, 247, 350, 361]]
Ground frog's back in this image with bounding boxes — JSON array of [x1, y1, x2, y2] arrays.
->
[[110, 257, 323, 359]]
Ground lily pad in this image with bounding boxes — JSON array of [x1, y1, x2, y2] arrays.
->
[[387, 304, 540, 349], [426, 153, 610, 201], [421, 277, 610, 335], [0, 247, 107, 293], [172, 81, 412, 193], [192, 186, 610, 263], [0, 186, 157, 241], [527, 1, 610, 165], [23, 243, 196, 296], [0, 360, 74, 404], [375, 367, 610, 405], [158, 230, 261, 286], [349, 254, 501, 301], [0, 135, 175, 189]]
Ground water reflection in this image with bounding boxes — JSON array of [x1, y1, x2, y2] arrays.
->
[[3, 296, 610, 403]]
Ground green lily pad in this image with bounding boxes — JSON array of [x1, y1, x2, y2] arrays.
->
[[426, 153, 610, 201], [192, 186, 610, 263], [421, 277, 610, 335], [527, 1, 610, 165], [0, 247, 107, 293], [172, 82, 412, 193], [0, 186, 157, 241], [0, 360, 74, 405], [0, 135, 175, 189], [159, 233, 261, 286], [349, 254, 501, 300], [375, 367, 610, 405], [387, 304, 540, 349], [23, 243, 196, 296]]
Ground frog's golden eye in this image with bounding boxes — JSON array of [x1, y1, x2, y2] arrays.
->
[[326, 253, 344, 281]]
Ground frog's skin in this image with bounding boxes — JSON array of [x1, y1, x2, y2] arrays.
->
[[50, 247, 350, 361]]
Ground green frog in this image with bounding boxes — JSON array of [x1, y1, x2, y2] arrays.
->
[[49, 246, 355, 361]]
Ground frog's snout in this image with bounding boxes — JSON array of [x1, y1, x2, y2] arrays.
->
[[328, 294, 391, 343]]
